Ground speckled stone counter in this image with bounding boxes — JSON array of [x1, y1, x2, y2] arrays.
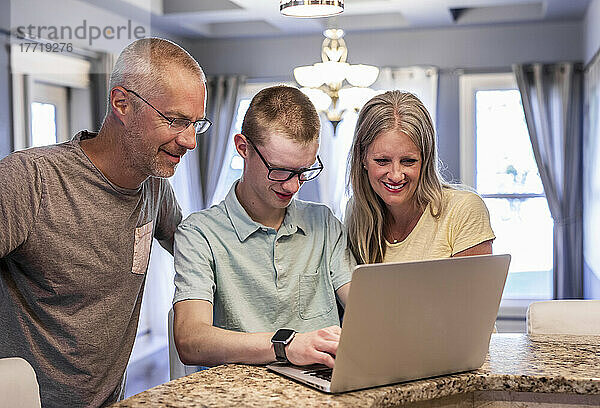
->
[[113, 334, 600, 407]]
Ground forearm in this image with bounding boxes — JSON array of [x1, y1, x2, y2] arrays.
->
[[173, 300, 342, 368], [176, 322, 276, 366], [336, 282, 351, 307]]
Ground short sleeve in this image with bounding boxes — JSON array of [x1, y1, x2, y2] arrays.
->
[[173, 218, 216, 305], [448, 191, 496, 255], [327, 210, 356, 290], [154, 179, 183, 254], [0, 152, 43, 258]]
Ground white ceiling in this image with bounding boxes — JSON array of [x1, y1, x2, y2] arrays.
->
[[83, 0, 592, 39]]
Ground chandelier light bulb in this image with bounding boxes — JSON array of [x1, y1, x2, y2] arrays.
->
[[294, 66, 324, 88], [300, 88, 332, 112], [316, 61, 349, 87], [346, 64, 380, 88]]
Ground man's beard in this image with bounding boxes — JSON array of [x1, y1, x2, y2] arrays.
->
[[122, 124, 176, 180]]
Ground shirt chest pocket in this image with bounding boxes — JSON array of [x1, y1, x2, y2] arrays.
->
[[297, 268, 335, 320], [132, 221, 153, 275]]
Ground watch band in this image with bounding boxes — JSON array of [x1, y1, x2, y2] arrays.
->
[[271, 329, 296, 363], [273, 341, 288, 362]]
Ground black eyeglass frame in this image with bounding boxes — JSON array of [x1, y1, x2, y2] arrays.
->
[[245, 136, 324, 182], [123, 88, 212, 134]]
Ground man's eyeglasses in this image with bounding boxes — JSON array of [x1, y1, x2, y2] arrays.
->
[[245, 136, 323, 182], [124, 88, 212, 134]]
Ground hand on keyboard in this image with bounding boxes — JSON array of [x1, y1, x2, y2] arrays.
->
[[286, 325, 340, 368]]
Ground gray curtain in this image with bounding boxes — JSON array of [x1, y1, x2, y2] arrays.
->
[[197, 75, 246, 208], [513, 63, 584, 299], [89, 52, 115, 130]]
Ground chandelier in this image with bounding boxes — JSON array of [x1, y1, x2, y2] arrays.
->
[[294, 29, 379, 130], [280, 0, 344, 18]]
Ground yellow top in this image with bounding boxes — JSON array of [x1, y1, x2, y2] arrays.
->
[[383, 188, 495, 263]]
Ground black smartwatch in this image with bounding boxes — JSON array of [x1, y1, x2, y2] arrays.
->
[[271, 328, 296, 363]]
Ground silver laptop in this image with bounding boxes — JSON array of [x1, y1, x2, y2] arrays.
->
[[267, 254, 511, 393]]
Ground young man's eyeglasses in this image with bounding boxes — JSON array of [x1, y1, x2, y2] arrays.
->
[[245, 136, 323, 182], [124, 88, 212, 134]]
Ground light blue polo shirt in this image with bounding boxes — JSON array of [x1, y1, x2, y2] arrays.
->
[[173, 182, 355, 333]]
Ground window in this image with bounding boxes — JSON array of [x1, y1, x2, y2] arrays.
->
[[30, 102, 58, 147], [460, 73, 553, 302], [11, 46, 91, 150], [210, 99, 250, 205], [30, 82, 69, 147]]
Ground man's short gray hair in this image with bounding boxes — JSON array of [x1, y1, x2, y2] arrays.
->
[[108, 37, 205, 105]]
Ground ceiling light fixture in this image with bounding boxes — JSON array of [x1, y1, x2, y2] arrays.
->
[[280, 0, 344, 18], [293, 28, 379, 131]]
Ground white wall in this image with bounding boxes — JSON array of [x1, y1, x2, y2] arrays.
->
[[584, 0, 600, 64]]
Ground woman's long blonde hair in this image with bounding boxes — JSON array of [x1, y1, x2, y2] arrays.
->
[[346, 91, 450, 264]]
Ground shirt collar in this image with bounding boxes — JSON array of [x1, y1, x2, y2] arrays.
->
[[281, 199, 307, 237], [223, 181, 307, 241], [224, 182, 262, 242]]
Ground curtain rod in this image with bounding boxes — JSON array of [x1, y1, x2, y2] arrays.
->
[[439, 67, 512, 75]]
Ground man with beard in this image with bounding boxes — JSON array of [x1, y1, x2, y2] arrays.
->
[[0, 38, 210, 407]]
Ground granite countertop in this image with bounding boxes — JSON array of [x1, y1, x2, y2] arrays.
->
[[113, 334, 600, 407]]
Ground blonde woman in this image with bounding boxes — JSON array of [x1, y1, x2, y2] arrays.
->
[[346, 91, 495, 264]]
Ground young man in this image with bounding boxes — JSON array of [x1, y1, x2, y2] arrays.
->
[[0, 38, 209, 407], [173, 85, 354, 368]]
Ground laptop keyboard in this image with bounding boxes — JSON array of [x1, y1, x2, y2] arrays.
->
[[304, 367, 333, 381]]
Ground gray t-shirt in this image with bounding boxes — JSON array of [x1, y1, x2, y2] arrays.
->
[[0, 131, 182, 407]]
